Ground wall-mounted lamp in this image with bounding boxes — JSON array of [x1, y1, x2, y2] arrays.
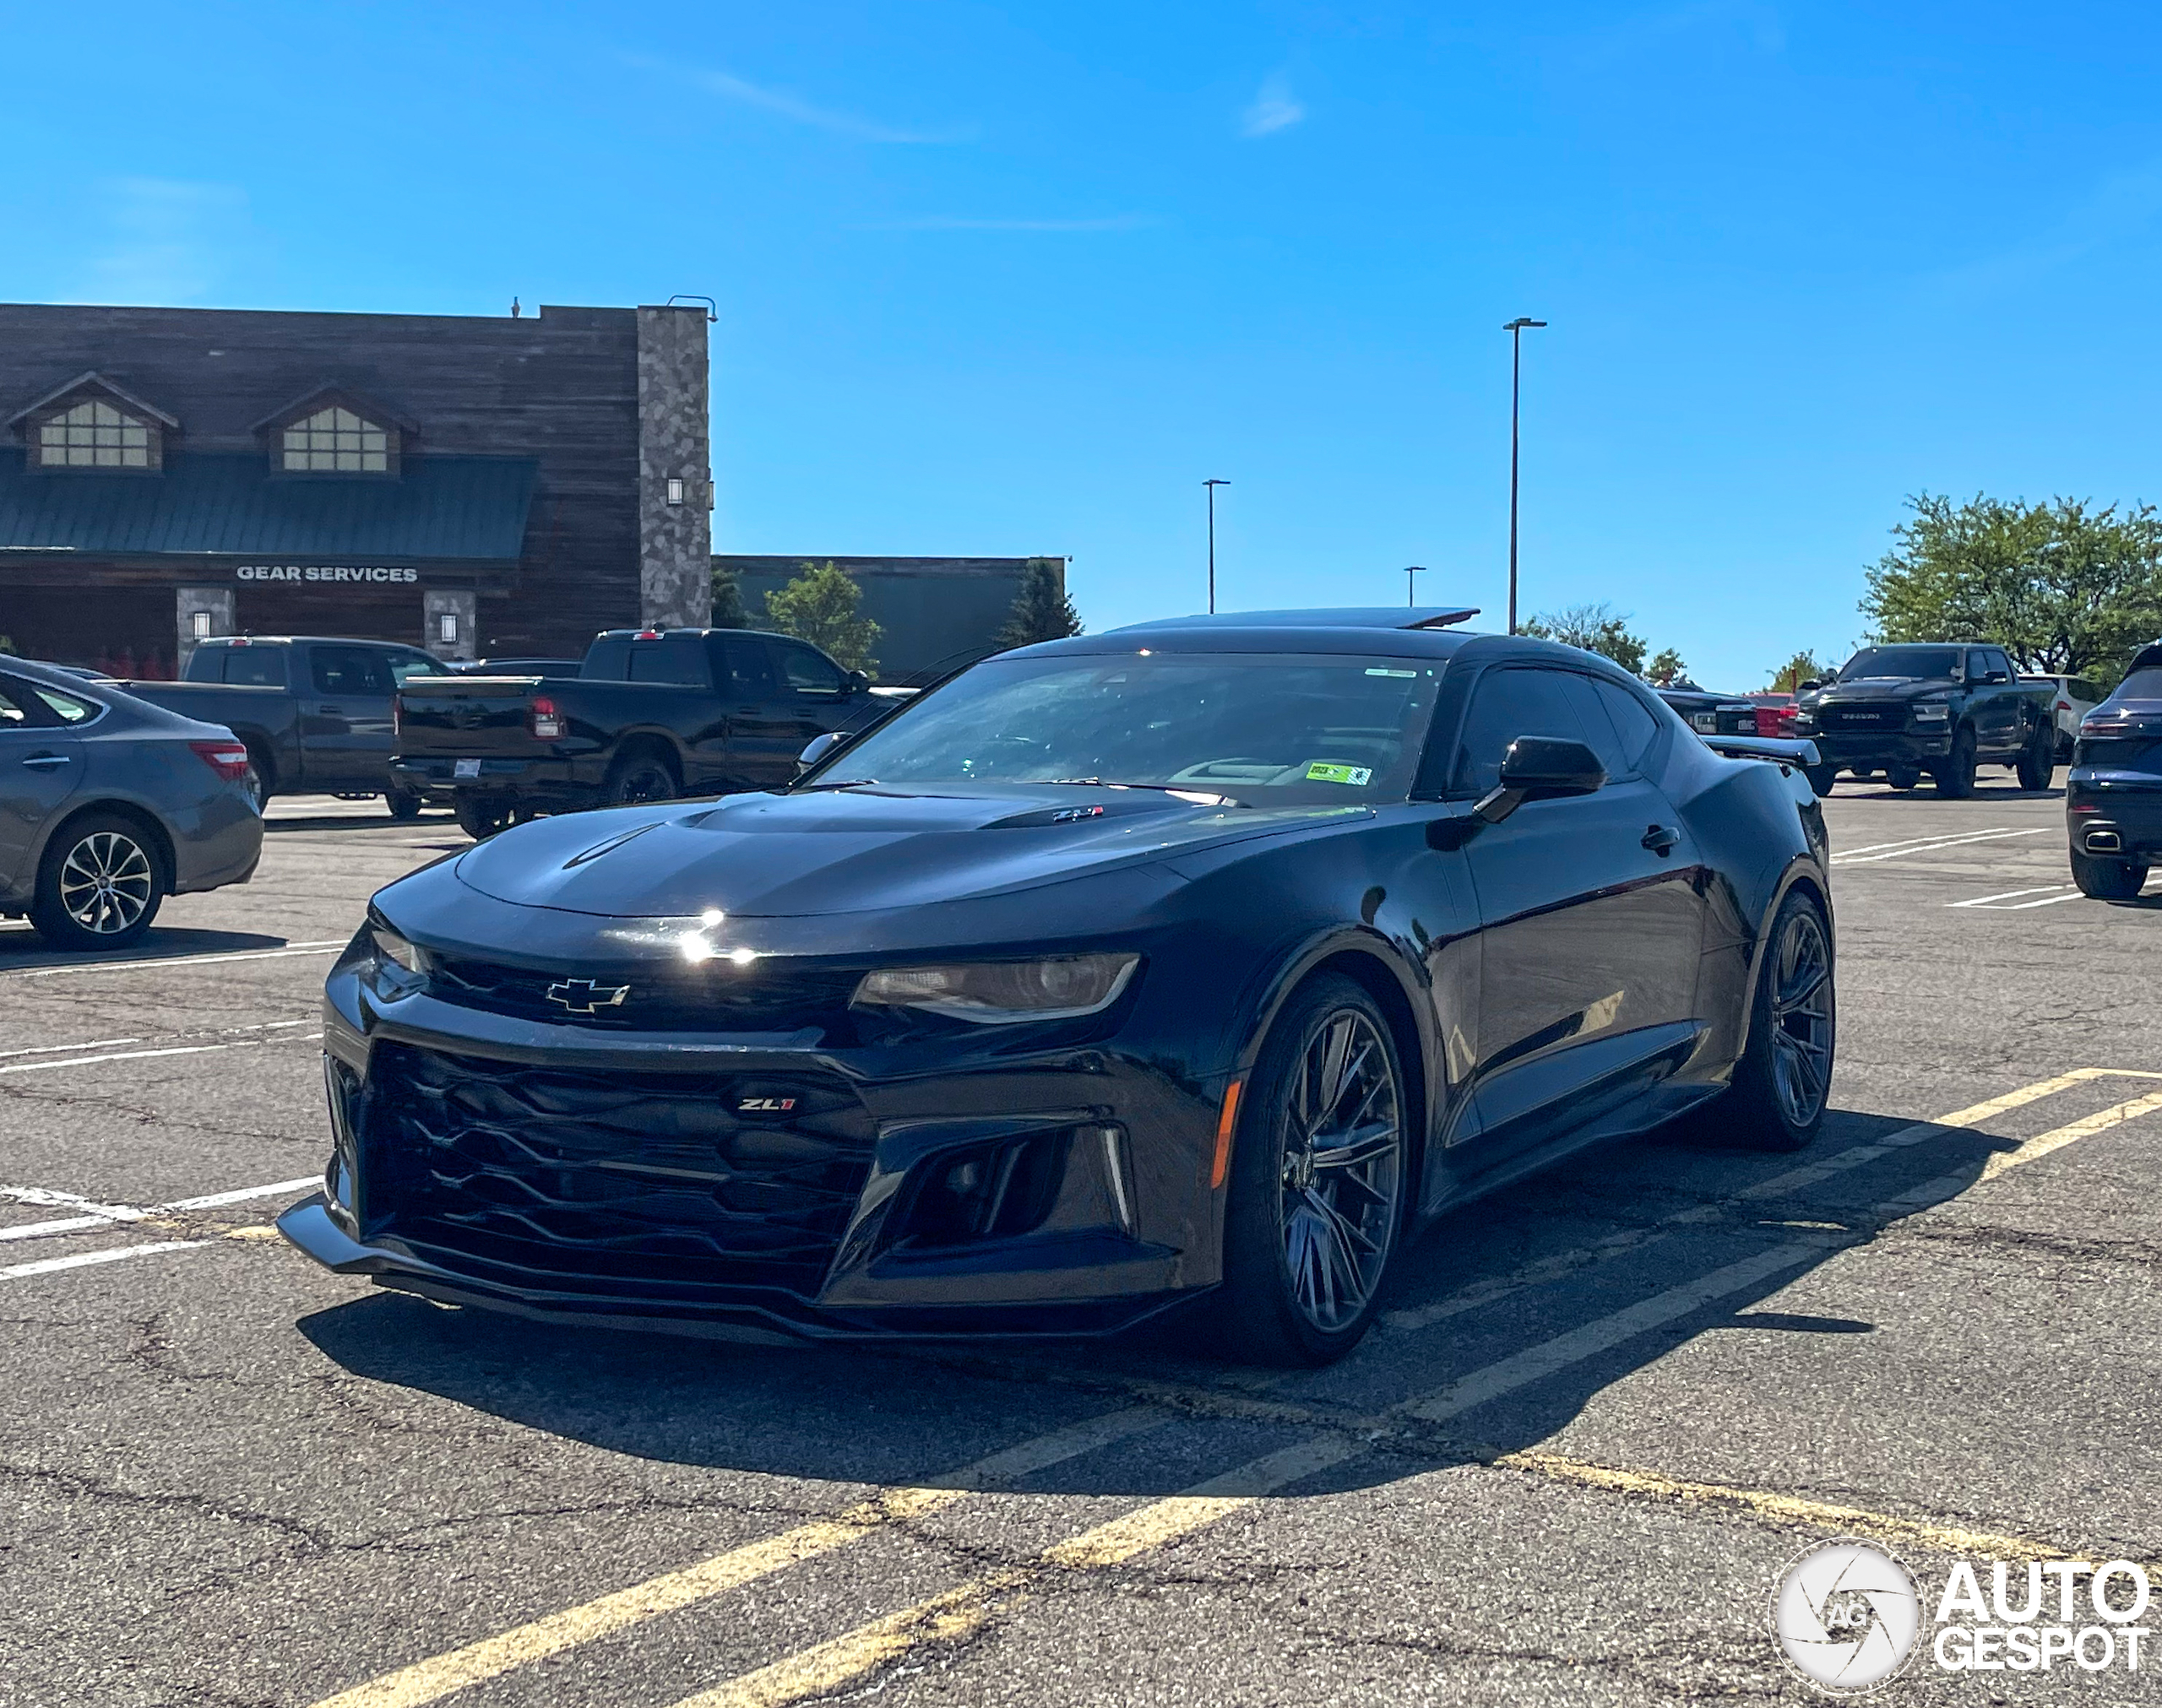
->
[[437, 613, 459, 644], [192, 610, 212, 640], [665, 478, 685, 507]]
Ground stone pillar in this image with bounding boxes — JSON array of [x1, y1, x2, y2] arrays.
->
[[423, 588, 478, 662], [177, 587, 234, 673], [636, 304, 714, 630]]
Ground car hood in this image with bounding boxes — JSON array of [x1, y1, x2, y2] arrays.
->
[[453, 785, 1365, 919], [1816, 676, 1958, 700]]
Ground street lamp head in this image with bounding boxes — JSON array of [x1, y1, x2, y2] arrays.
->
[[1203, 478, 1230, 487], [1502, 317, 1547, 331]]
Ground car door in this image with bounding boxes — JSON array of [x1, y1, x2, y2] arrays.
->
[[0, 673, 84, 895], [755, 640, 858, 785], [1968, 648, 2019, 755], [1451, 664, 1708, 1164], [303, 644, 397, 788]]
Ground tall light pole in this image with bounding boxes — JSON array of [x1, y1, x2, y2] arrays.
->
[[1404, 565, 1426, 608], [1203, 479, 1230, 613], [1502, 317, 1546, 635]]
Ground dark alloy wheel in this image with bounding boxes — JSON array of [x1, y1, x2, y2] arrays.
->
[[1714, 891, 1834, 1151], [2016, 721, 2055, 792], [30, 814, 166, 951], [1216, 973, 1406, 1365], [1933, 726, 1977, 799], [1887, 766, 1920, 791], [454, 795, 514, 840], [604, 752, 678, 808], [2071, 848, 2149, 900]]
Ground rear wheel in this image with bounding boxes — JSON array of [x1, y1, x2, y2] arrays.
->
[[386, 784, 425, 821], [1214, 974, 1407, 1366], [1932, 726, 1977, 799], [2070, 849, 2148, 900], [1887, 766, 1920, 791], [1713, 890, 1834, 1152], [29, 813, 166, 951], [603, 750, 678, 808], [241, 744, 271, 811], [2016, 721, 2054, 792], [454, 795, 513, 840]]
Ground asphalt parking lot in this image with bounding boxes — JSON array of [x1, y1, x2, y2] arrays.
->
[[4, 775, 2159, 1706]]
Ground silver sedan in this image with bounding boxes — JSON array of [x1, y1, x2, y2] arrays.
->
[[0, 656, 263, 950]]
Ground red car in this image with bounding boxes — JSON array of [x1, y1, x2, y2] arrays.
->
[[1752, 693, 1799, 738]]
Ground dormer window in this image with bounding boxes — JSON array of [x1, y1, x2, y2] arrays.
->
[[282, 405, 392, 473], [39, 399, 159, 468]]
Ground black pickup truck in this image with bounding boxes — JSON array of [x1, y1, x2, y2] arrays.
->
[[1792, 643, 2056, 797], [125, 636, 453, 815], [393, 626, 904, 838]]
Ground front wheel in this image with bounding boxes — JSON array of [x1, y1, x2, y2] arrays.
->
[[386, 785, 425, 822], [1714, 890, 1834, 1152], [1887, 766, 1920, 791], [2071, 849, 2148, 900], [454, 795, 513, 840], [29, 814, 167, 951], [1214, 974, 1407, 1366], [2016, 722, 2055, 792], [1804, 765, 1838, 798]]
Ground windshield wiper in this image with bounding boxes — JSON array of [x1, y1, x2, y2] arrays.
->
[[793, 778, 877, 791], [1037, 778, 1241, 805]]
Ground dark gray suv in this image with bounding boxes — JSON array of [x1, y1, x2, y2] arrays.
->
[[0, 658, 263, 950]]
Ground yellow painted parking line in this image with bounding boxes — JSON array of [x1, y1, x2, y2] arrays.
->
[[304, 1406, 1167, 1708], [668, 1437, 1356, 1708], [1977, 1089, 2162, 1184]]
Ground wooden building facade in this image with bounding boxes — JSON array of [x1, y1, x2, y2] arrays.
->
[[0, 301, 712, 675]]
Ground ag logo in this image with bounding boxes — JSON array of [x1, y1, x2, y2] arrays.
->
[[1772, 1540, 1920, 1694]]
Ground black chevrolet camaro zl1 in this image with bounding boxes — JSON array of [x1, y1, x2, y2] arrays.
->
[[280, 609, 1835, 1365]]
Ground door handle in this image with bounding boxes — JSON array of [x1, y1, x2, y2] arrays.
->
[[21, 753, 73, 770], [1641, 823, 1679, 855], [317, 705, 345, 715]]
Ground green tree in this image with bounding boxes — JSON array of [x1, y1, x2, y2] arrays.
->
[[709, 559, 747, 628], [762, 561, 881, 677], [1768, 650, 1833, 691], [1645, 647, 1687, 686], [995, 558, 1083, 648], [1521, 601, 1648, 676], [1861, 493, 2162, 681]]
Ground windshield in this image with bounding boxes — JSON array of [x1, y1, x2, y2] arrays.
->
[[805, 651, 1446, 805], [1839, 646, 1963, 682]]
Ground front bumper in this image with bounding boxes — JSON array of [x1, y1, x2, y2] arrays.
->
[[285, 967, 1214, 1344], [1802, 731, 1953, 768]]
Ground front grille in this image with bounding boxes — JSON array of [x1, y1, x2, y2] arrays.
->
[[365, 1044, 877, 1300], [432, 955, 861, 1035], [1817, 702, 1904, 730]]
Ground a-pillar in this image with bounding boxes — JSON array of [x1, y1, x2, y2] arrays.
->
[[423, 589, 477, 662], [177, 587, 234, 673]]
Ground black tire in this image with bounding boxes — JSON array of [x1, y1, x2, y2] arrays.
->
[[1711, 890, 1834, 1152], [2070, 849, 2148, 900], [386, 785, 425, 822], [603, 749, 679, 808], [28, 812, 166, 951], [241, 745, 271, 811], [2016, 721, 2054, 792], [1932, 726, 1977, 799], [1214, 973, 1408, 1366], [1887, 766, 1920, 791], [1804, 765, 1838, 798], [454, 795, 513, 840]]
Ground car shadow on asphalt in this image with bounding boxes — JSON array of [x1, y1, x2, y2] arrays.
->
[[295, 1105, 2006, 1499], [0, 924, 297, 973]]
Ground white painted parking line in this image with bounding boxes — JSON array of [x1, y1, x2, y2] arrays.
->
[[0, 1036, 142, 1060], [1830, 827, 2047, 865], [164, 1176, 323, 1212], [1947, 885, 2081, 909], [0, 941, 345, 979], [0, 1240, 208, 1282], [0, 1044, 235, 1076], [0, 1176, 324, 1244]]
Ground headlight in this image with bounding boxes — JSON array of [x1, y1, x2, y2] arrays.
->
[[851, 953, 1139, 1024], [1912, 701, 1950, 722], [357, 921, 429, 994]]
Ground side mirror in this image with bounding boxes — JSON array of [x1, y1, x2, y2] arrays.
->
[[1476, 736, 1607, 824], [796, 731, 845, 773], [1985, 670, 2010, 684], [845, 670, 870, 696]]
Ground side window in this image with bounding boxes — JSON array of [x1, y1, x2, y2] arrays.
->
[[714, 637, 777, 699], [311, 647, 389, 696], [31, 686, 100, 724], [1964, 649, 1989, 682], [388, 651, 444, 686], [1452, 666, 1594, 795], [1567, 675, 1661, 778], [1984, 649, 2013, 681], [221, 648, 290, 688], [626, 639, 709, 686], [771, 642, 846, 697], [0, 676, 46, 729]]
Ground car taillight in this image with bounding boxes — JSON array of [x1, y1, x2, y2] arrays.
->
[[530, 697, 565, 740], [189, 740, 251, 784]]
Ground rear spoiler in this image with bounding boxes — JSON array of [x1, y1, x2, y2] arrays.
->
[[1701, 734, 1820, 767]]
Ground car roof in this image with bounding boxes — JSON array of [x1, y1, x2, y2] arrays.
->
[[194, 635, 421, 648], [1111, 605, 1482, 633]]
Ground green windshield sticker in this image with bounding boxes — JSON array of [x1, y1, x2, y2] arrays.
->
[[1306, 762, 1374, 785], [1365, 668, 1417, 677]]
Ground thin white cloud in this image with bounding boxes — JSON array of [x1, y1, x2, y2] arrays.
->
[[622, 52, 972, 144], [79, 178, 248, 305], [862, 214, 1158, 232], [1241, 73, 1305, 138], [1931, 157, 2162, 294]]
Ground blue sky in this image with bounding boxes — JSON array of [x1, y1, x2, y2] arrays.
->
[[8, 2, 2162, 686]]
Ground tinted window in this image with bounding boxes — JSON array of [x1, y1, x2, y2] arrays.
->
[[1981, 649, 2013, 680], [388, 651, 444, 686], [311, 647, 392, 696], [714, 637, 776, 699], [772, 642, 846, 696], [0, 678, 36, 728], [627, 640, 710, 686], [1578, 676, 1661, 775], [1839, 646, 1962, 681], [1453, 667, 1594, 795], [2114, 669, 2162, 702], [582, 638, 629, 680], [220, 647, 290, 688], [31, 686, 98, 724]]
